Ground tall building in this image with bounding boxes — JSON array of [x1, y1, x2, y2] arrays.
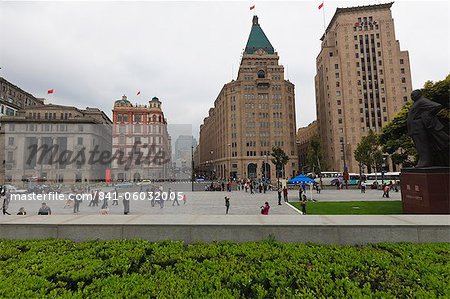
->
[[111, 95, 172, 181], [0, 77, 44, 117], [198, 16, 297, 180], [173, 135, 196, 180], [0, 104, 112, 184], [315, 2, 412, 172], [297, 120, 318, 173], [174, 135, 197, 161]]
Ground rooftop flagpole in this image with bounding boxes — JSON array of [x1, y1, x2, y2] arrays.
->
[[319, 1, 326, 33]]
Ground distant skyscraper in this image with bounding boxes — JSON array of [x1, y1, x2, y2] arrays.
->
[[198, 16, 297, 180], [315, 2, 412, 172], [174, 135, 197, 161]]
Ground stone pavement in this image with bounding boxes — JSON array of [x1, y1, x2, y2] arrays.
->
[[3, 185, 400, 217]]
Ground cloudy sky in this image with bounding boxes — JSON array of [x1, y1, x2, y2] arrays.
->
[[1, 0, 448, 139]]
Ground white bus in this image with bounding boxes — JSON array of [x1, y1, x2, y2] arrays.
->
[[364, 172, 400, 187], [308, 171, 341, 186]]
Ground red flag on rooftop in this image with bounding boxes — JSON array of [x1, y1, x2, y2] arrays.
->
[[318, 2, 324, 10], [47, 89, 54, 94], [250, 5, 255, 10]]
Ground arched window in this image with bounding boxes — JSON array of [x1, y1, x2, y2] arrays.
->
[[257, 70, 265, 79]]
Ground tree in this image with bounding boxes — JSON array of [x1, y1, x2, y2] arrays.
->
[[270, 146, 289, 186], [354, 129, 383, 174], [380, 74, 450, 167], [306, 134, 327, 173]]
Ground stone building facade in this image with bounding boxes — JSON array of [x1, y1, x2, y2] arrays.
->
[[0, 105, 112, 184], [296, 120, 318, 173], [314, 2, 412, 172], [0, 77, 44, 117], [111, 96, 171, 181], [198, 16, 297, 181]]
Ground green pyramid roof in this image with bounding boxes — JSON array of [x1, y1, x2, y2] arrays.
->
[[244, 16, 274, 54]]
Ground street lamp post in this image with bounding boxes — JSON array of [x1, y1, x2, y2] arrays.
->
[[209, 150, 214, 181], [191, 146, 194, 191], [381, 154, 388, 186], [227, 144, 231, 181]]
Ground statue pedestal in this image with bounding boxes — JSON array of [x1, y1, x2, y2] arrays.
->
[[400, 167, 450, 214]]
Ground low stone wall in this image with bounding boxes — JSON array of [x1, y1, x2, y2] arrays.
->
[[0, 215, 448, 244]]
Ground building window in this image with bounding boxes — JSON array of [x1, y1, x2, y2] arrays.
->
[[401, 77, 406, 83], [400, 59, 404, 64], [257, 70, 265, 79], [77, 137, 83, 145]]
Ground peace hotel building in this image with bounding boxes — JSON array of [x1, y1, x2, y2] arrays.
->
[[198, 16, 297, 180], [315, 2, 412, 172]]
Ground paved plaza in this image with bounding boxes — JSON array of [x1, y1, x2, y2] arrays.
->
[[3, 182, 400, 217]]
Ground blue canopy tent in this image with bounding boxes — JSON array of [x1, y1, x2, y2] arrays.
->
[[287, 175, 315, 184], [287, 175, 316, 203]]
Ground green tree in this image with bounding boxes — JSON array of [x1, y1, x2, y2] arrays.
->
[[271, 146, 289, 186], [354, 129, 383, 174], [380, 74, 450, 167], [306, 134, 327, 174]]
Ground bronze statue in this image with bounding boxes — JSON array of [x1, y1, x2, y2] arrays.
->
[[407, 89, 449, 167]]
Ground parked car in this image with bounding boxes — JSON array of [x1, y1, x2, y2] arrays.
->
[[3, 184, 28, 194]]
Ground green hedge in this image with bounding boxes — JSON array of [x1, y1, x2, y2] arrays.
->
[[0, 240, 448, 298]]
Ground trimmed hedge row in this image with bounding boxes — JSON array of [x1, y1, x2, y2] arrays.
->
[[0, 240, 448, 298]]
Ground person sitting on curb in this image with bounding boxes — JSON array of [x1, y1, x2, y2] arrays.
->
[[260, 202, 270, 215], [38, 202, 51, 215]]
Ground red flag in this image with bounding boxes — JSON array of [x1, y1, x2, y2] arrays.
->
[[136, 91, 141, 96], [47, 89, 54, 94], [318, 2, 324, 10], [250, 5, 255, 10]]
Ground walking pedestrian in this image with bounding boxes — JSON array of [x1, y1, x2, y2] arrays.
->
[[277, 188, 282, 205], [282, 186, 288, 202], [172, 190, 180, 206], [300, 195, 307, 215], [316, 183, 321, 194], [2, 192, 11, 215], [360, 181, 366, 193], [73, 192, 81, 213], [101, 192, 108, 209], [225, 196, 230, 214], [112, 188, 119, 206], [383, 184, 390, 198]]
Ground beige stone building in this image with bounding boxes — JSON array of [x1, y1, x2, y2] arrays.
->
[[198, 16, 297, 181], [296, 120, 318, 173], [0, 104, 112, 184], [0, 77, 44, 117], [315, 2, 412, 172]]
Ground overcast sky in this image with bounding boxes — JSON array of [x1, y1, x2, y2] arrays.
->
[[1, 0, 448, 140]]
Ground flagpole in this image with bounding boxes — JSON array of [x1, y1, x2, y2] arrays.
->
[[322, 2, 326, 33]]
